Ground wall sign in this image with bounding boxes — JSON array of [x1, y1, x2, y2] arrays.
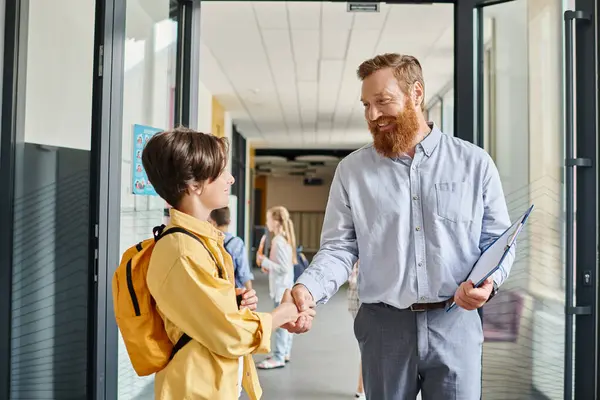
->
[[132, 124, 163, 196]]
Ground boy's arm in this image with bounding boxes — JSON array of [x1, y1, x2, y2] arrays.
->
[[150, 254, 272, 359]]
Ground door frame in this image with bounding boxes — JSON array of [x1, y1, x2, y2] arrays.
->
[[456, 0, 599, 399], [568, 1, 598, 399], [0, 0, 108, 398]]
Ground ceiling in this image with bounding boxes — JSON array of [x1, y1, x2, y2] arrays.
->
[[254, 148, 353, 178], [199, 1, 454, 149]]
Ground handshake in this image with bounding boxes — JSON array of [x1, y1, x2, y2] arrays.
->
[[270, 285, 316, 334]]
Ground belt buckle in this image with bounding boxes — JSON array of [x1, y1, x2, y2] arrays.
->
[[410, 304, 426, 312]]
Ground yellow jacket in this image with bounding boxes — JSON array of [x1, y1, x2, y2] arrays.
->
[[147, 209, 272, 399]]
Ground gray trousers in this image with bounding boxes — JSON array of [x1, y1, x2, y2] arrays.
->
[[354, 303, 483, 400]]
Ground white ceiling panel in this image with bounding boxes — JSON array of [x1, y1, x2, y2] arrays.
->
[[201, 2, 256, 31], [375, 36, 427, 59], [200, 1, 454, 148], [298, 81, 318, 131], [317, 119, 333, 136], [322, 2, 354, 30], [291, 29, 320, 61], [262, 29, 294, 68], [287, 2, 321, 30], [253, 2, 288, 29], [353, 4, 391, 30], [346, 29, 381, 61], [198, 43, 233, 96], [296, 60, 319, 82], [318, 60, 344, 111], [321, 29, 350, 60]]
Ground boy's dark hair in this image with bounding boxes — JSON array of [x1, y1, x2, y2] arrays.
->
[[210, 207, 231, 227], [142, 127, 229, 208]]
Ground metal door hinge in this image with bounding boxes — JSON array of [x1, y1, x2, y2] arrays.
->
[[94, 248, 99, 282], [565, 157, 592, 167], [98, 45, 104, 77], [567, 306, 592, 315], [564, 10, 591, 21]]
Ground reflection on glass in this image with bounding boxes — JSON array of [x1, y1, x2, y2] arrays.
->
[[478, 1, 566, 399], [441, 89, 454, 136], [427, 100, 442, 129], [9, 1, 96, 398], [117, 1, 179, 398]]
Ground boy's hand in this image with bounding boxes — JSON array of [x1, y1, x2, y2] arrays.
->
[[236, 288, 258, 311], [283, 285, 316, 334]]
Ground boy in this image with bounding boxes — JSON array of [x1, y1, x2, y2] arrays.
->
[[141, 127, 301, 400], [209, 207, 254, 290]]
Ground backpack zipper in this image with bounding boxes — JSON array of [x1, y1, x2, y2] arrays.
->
[[126, 257, 141, 316]]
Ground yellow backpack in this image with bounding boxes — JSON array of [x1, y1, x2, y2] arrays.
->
[[112, 225, 222, 376]]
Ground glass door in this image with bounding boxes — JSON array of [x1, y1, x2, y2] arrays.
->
[[458, 0, 598, 399]]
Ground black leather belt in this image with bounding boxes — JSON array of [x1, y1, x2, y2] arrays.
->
[[407, 300, 449, 312], [376, 300, 452, 312]]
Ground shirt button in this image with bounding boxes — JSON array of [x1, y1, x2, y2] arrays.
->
[[415, 227, 421, 231], [413, 195, 419, 200], [420, 296, 426, 301], [418, 262, 423, 267]]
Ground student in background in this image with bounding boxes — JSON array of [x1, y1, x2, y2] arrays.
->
[[210, 207, 254, 290], [255, 206, 297, 370]]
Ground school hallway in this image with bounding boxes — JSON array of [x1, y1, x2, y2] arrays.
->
[[244, 270, 361, 400]]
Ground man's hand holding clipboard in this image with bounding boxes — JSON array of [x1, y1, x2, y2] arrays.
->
[[447, 205, 534, 312]]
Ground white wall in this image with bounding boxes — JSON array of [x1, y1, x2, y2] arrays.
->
[[197, 80, 213, 133], [24, 0, 95, 150], [224, 111, 233, 171]]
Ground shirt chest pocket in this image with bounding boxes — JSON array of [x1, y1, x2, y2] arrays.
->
[[434, 182, 473, 223]]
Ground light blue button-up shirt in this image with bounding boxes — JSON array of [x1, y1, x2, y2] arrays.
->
[[296, 125, 515, 309]]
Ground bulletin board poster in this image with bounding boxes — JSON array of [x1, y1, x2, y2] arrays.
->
[[132, 124, 163, 196]]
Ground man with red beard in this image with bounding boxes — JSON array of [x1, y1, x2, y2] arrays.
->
[[288, 53, 514, 399]]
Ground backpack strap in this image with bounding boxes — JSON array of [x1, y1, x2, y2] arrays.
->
[[155, 226, 225, 279], [152, 225, 225, 360], [223, 236, 235, 252], [170, 333, 192, 360]]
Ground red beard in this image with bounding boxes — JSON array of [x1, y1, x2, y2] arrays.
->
[[369, 98, 420, 158]]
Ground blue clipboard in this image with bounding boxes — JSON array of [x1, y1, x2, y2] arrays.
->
[[446, 204, 534, 312]]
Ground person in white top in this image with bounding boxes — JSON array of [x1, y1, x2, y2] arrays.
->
[[256, 206, 297, 369]]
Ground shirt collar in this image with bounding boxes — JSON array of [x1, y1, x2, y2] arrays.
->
[[418, 122, 442, 157], [169, 208, 224, 242]]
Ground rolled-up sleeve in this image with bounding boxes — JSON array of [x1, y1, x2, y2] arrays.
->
[[479, 155, 515, 287], [150, 254, 272, 359], [296, 163, 358, 304]]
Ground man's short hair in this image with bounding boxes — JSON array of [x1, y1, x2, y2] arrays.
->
[[142, 127, 228, 208], [210, 207, 230, 227], [357, 53, 426, 110]]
